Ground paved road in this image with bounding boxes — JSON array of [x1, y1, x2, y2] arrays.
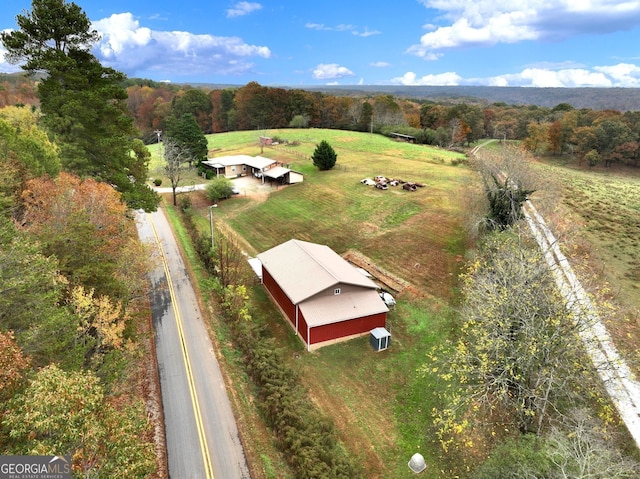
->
[[136, 209, 251, 479]]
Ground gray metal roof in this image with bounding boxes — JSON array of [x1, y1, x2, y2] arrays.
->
[[202, 155, 275, 170], [299, 289, 388, 327], [262, 166, 291, 179], [257, 239, 380, 304]]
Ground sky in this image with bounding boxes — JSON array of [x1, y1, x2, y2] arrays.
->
[[2, 0, 640, 87]]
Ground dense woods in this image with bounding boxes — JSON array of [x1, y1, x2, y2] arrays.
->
[[125, 79, 640, 171], [0, 1, 159, 476], [6, 72, 640, 171]]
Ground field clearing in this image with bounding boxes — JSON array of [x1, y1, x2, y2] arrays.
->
[[535, 158, 640, 372], [180, 129, 471, 477]]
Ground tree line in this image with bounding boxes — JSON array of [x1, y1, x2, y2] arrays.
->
[[1, 0, 160, 476], [124, 81, 640, 171], [7, 69, 640, 172], [425, 144, 640, 477], [0, 109, 158, 475]]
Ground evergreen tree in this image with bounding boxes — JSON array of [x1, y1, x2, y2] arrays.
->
[[311, 140, 338, 170], [1, 0, 159, 211], [164, 113, 208, 166]]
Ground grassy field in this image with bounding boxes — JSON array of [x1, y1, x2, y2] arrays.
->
[[164, 129, 472, 478], [157, 130, 640, 478], [533, 157, 640, 370]]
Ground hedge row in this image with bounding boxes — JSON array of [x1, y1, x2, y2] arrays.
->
[[178, 205, 363, 479]]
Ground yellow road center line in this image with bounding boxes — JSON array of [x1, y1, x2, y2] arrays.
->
[[149, 213, 215, 479]]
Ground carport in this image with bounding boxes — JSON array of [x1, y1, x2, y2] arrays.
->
[[262, 166, 304, 185]]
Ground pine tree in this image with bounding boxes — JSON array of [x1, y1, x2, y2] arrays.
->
[[311, 140, 338, 170]]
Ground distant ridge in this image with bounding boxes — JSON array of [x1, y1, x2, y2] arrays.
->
[[4, 71, 640, 111], [184, 82, 640, 111], [300, 85, 640, 111]]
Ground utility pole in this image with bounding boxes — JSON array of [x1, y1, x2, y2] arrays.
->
[[209, 204, 217, 250]]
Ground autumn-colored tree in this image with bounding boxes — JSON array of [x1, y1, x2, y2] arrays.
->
[[547, 120, 563, 154], [234, 81, 270, 130], [0, 109, 60, 216], [3, 364, 155, 477], [70, 286, 126, 353], [0, 330, 30, 401], [428, 231, 594, 458], [20, 173, 148, 302], [523, 121, 550, 153]]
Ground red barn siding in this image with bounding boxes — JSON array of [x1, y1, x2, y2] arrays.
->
[[307, 312, 387, 345], [262, 267, 296, 326], [262, 262, 388, 349], [298, 315, 309, 344]]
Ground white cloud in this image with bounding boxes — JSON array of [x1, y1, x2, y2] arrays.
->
[[409, 1, 640, 58], [90, 13, 270, 78], [390, 62, 640, 87], [305, 23, 354, 32], [370, 61, 391, 68], [352, 28, 381, 37], [306, 22, 379, 37], [594, 62, 640, 86], [483, 64, 638, 87], [390, 71, 462, 86], [226, 2, 262, 18], [312, 63, 355, 80]]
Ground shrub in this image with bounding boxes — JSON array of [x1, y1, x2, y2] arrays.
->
[[178, 195, 191, 212], [205, 176, 234, 202], [153, 178, 162, 186], [473, 434, 552, 479]]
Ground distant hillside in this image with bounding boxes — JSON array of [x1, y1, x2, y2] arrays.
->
[[300, 85, 640, 111], [183, 82, 640, 111]]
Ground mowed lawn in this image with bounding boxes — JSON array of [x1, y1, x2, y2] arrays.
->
[[181, 129, 473, 478]]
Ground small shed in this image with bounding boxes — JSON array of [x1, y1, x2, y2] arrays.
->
[[370, 327, 391, 351]]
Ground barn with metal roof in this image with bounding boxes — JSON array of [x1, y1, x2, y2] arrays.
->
[[256, 239, 389, 350]]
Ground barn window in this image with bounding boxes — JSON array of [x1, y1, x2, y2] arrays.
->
[[334, 288, 341, 295]]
